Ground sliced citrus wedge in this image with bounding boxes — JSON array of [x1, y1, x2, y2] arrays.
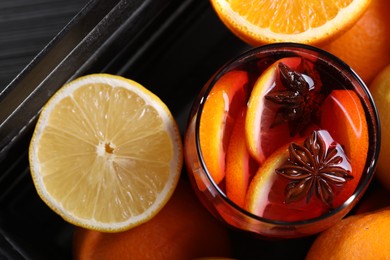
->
[[244, 143, 288, 218], [320, 90, 368, 206], [199, 70, 248, 185], [29, 74, 183, 232], [210, 0, 371, 45], [246, 57, 303, 164], [226, 108, 257, 207], [246, 130, 353, 222]]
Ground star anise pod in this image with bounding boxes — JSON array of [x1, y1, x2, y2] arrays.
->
[[275, 130, 353, 209], [265, 61, 324, 136]]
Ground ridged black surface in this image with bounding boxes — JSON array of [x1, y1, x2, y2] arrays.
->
[[0, 0, 89, 90]]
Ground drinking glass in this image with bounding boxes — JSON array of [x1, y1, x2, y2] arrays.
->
[[184, 43, 380, 238]]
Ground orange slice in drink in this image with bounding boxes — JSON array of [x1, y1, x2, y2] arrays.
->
[[199, 70, 248, 185], [245, 144, 288, 218], [225, 108, 257, 207], [246, 57, 304, 164], [210, 0, 371, 46], [245, 136, 329, 221], [246, 129, 354, 222], [320, 90, 369, 206]]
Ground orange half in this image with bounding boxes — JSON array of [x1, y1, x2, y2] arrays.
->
[[210, 0, 371, 46]]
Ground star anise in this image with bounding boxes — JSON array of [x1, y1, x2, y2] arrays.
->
[[275, 130, 353, 209], [265, 61, 324, 136]]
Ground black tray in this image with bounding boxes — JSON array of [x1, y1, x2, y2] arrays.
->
[[0, 0, 316, 258]]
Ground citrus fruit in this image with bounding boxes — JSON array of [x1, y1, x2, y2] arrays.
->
[[246, 130, 353, 222], [246, 57, 306, 164], [225, 108, 257, 207], [244, 142, 288, 218], [306, 208, 390, 259], [200, 70, 248, 185], [245, 135, 331, 222], [369, 64, 390, 191], [320, 90, 368, 206], [244, 134, 329, 222], [210, 0, 371, 46], [29, 74, 183, 232], [73, 179, 232, 260], [321, 0, 390, 85]]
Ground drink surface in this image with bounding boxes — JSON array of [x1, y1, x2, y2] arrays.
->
[[197, 53, 369, 222]]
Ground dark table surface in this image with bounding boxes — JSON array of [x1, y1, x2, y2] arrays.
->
[[0, 0, 88, 90]]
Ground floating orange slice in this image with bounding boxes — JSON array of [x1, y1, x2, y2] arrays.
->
[[245, 57, 303, 164], [210, 0, 371, 46], [245, 136, 330, 221], [320, 90, 369, 206], [199, 70, 248, 185], [245, 130, 353, 222], [225, 108, 257, 207]]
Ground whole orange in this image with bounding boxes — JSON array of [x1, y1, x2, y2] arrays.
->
[[73, 179, 232, 260], [321, 0, 390, 85], [369, 64, 390, 191], [306, 208, 390, 259]]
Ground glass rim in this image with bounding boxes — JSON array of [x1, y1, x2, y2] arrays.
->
[[194, 42, 381, 226]]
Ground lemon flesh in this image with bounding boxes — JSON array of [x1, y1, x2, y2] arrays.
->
[[29, 74, 182, 232]]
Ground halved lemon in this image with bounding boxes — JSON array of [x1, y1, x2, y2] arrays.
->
[[210, 0, 371, 46], [29, 74, 183, 232]]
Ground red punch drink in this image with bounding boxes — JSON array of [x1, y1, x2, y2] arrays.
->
[[184, 43, 380, 238]]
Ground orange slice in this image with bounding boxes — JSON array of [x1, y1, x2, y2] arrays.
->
[[210, 0, 371, 46], [245, 136, 329, 221], [225, 108, 257, 207], [320, 90, 369, 206], [245, 130, 351, 222], [199, 70, 248, 185], [245, 143, 288, 218], [29, 74, 182, 232], [245, 57, 303, 164]]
